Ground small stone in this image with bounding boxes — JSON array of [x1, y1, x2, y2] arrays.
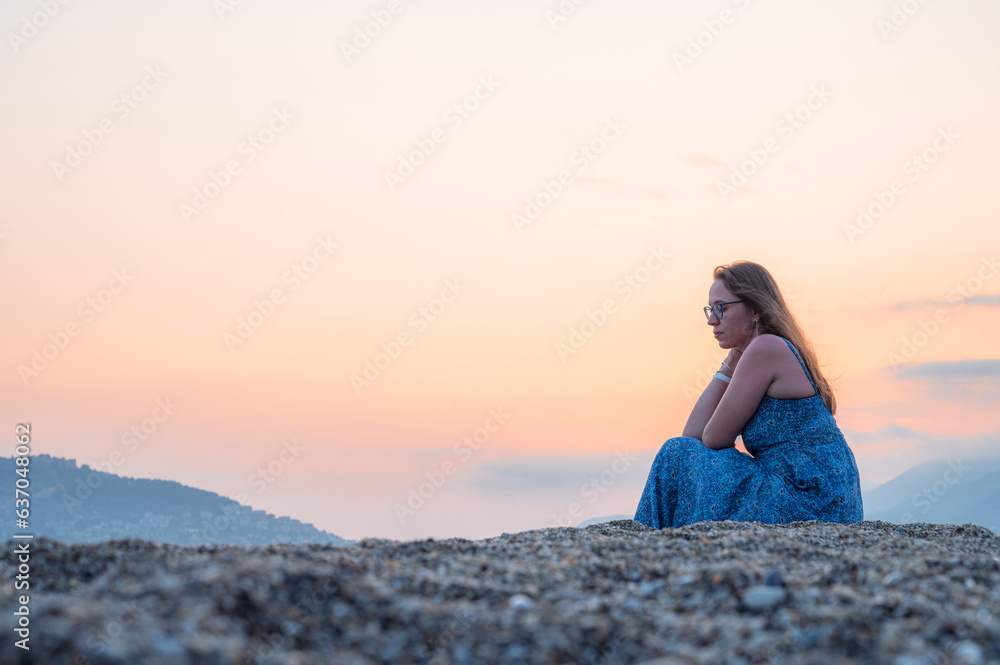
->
[[764, 569, 784, 587], [954, 641, 984, 664], [797, 628, 821, 649], [639, 581, 663, 598], [508, 594, 534, 611], [882, 571, 904, 587], [151, 635, 185, 657], [742, 585, 786, 610]]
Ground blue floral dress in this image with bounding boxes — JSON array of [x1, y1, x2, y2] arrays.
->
[[634, 337, 863, 528]]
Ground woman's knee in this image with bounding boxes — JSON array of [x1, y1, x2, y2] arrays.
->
[[656, 436, 700, 459], [664, 435, 701, 449]]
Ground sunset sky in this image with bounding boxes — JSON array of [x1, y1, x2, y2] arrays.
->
[[3, 0, 999, 541]]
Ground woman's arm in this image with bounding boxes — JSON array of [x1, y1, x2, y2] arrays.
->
[[681, 351, 738, 440], [700, 337, 782, 450]]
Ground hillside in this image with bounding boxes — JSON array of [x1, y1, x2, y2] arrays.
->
[[0, 454, 351, 546], [863, 455, 1000, 534], [1, 520, 997, 664]]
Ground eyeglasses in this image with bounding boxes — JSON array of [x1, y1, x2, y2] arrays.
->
[[704, 300, 745, 321]]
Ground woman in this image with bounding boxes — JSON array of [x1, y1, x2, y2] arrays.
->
[[634, 260, 863, 528]]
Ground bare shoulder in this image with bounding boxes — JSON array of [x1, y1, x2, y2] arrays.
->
[[734, 335, 788, 385], [749, 334, 815, 398], [743, 334, 790, 358]]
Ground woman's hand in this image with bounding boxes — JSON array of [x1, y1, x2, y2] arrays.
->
[[720, 348, 742, 377], [722, 327, 761, 375]]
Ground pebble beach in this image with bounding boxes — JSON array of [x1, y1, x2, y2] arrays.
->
[[2, 519, 999, 664]]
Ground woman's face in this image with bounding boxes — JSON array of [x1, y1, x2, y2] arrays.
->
[[707, 279, 756, 349]]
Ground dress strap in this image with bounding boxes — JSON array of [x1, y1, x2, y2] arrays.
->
[[780, 337, 816, 390]]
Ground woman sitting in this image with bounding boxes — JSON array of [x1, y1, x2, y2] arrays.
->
[[634, 260, 864, 528]]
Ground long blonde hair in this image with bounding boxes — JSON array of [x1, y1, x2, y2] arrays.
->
[[713, 261, 837, 414]]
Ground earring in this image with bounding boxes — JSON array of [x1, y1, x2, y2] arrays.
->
[[755, 319, 758, 331]]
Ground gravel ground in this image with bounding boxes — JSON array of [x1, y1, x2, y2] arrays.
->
[[2, 519, 999, 664]]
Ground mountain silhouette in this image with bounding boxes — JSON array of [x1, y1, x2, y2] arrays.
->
[[862, 454, 1000, 534], [2, 454, 351, 546]]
